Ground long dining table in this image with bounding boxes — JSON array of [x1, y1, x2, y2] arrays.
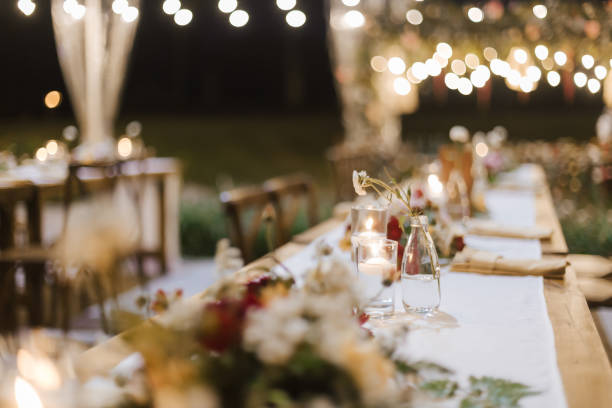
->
[[75, 164, 612, 408]]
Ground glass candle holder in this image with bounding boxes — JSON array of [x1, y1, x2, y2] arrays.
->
[[355, 238, 398, 318], [350, 205, 389, 241]]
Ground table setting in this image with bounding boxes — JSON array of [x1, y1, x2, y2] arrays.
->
[[3, 0, 612, 407], [32, 156, 587, 408]]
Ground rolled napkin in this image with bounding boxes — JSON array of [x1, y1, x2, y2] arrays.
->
[[451, 248, 566, 278], [466, 219, 553, 240]]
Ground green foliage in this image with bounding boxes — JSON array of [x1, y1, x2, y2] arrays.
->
[[420, 379, 459, 398], [460, 377, 538, 408], [247, 344, 362, 407], [399, 359, 537, 408], [179, 198, 226, 256]]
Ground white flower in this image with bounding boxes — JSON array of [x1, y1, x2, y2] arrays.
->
[[352, 170, 367, 196], [449, 126, 470, 143], [55, 183, 140, 274], [486, 130, 504, 149], [214, 238, 244, 278]]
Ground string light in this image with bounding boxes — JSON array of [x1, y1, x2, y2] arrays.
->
[[467, 7, 484, 23], [46, 140, 59, 156], [547, 71, 561, 87], [574, 72, 587, 88], [286, 10, 306, 27], [163, 0, 181, 15], [111, 0, 128, 14], [587, 78, 601, 93], [451, 59, 467, 75], [342, 10, 364, 28], [17, 0, 36, 16], [444, 72, 459, 89], [425, 58, 442, 76], [534, 45, 548, 60], [465, 53, 479, 69], [117, 137, 133, 158], [44, 91, 62, 109], [388, 57, 406, 75], [526, 66, 542, 82], [405, 9, 423, 25], [121, 6, 139, 23], [229, 9, 249, 27], [513, 48, 528, 64], [174, 8, 192, 26], [63, 0, 86, 19], [436, 42, 452, 59], [457, 77, 473, 95], [341, 0, 360, 6], [483, 47, 498, 61], [411, 62, 428, 80], [393, 77, 412, 95], [370, 56, 387, 72], [554, 51, 567, 66], [519, 77, 534, 93], [276, 0, 295, 11], [594, 65, 607, 80], [582, 54, 595, 69], [532, 4, 547, 19], [35, 147, 48, 162]]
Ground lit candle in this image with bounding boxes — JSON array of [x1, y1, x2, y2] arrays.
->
[[358, 256, 396, 277], [14, 376, 44, 408]]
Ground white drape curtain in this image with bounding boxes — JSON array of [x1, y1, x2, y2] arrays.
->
[[51, 0, 140, 161]]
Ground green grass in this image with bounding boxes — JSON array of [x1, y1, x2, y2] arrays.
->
[[1, 109, 608, 256]]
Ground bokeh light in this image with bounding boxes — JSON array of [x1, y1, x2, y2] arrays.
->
[[276, 0, 296, 11], [229, 9, 249, 27], [174, 8, 193, 26], [286, 10, 306, 28], [532, 4, 547, 19], [163, 0, 181, 15], [406, 9, 423, 25], [44, 91, 62, 109], [467, 7, 484, 23]]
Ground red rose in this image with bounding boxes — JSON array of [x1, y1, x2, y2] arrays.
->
[[453, 236, 465, 252], [387, 216, 403, 241], [199, 299, 246, 353]]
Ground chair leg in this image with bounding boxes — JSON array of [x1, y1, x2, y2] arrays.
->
[[0, 262, 17, 334], [24, 261, 45, 327]]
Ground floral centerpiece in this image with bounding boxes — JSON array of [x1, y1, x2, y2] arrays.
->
[[109, 241, 536, 408]]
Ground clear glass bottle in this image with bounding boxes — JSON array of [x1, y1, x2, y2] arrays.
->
[[401, 216, 441, 313]]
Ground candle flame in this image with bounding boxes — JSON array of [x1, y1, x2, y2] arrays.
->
[[365, 217, 374, 230], [427, 174, 444, 195], [14, 377, 44, 408]]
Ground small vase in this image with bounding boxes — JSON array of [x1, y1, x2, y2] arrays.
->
[[401, 216, 441, 314]]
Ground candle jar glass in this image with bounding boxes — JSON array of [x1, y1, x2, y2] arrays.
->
[[401, 216, 441, 314], [355, 238, 398, 318], [350, 205, 389, 239]]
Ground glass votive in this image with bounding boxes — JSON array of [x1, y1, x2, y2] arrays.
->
[[355, 238, 398, 318], [350, 205, 389, 241]]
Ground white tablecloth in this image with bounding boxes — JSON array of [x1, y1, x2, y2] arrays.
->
[[279, 177, 567, 407]]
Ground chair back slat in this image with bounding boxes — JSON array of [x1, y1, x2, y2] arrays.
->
[[263, 173, 318, 245], [220, 186, 271, 262]]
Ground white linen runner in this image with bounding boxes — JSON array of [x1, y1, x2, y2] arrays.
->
[[279, 175, 567, 407]]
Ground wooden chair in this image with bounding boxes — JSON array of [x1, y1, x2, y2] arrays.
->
[[220, 186, 274, 263], [263, 173, 318, 246]]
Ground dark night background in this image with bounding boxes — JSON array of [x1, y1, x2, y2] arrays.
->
[[0, 0, 337, 118], [0, 0, 606, 187], [0, 0, 606, 119]]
